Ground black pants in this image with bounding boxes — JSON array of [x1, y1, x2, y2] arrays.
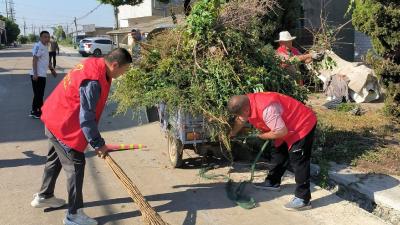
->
[[266, 125, 316, 202], [31, 76, 46, 113], [49, 52, 57, 68], [38, 128, 85, 214]]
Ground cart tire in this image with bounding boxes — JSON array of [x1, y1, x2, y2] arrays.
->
[[167, 135, 183, 168]]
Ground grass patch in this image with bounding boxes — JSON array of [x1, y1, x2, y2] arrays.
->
[[312, 106, 400, 176], [335, 102, 357, 112], [59, 39, 75, 48]]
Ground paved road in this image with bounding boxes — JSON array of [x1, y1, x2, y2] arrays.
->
[[0, 45, 389, 225]]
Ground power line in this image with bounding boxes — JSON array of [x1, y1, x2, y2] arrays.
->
[[76, 3, 103, 21]]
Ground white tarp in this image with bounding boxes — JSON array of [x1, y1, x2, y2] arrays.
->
[[317, 51, 381, 103]]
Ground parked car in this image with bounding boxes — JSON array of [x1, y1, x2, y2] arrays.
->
[[78, 37, 114, 57]]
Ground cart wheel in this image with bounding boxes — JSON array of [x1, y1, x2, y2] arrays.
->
[[167, 135, 183, 168]]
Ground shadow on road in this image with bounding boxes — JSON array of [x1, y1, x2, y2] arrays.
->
[[0, 150, 46, 168], [81, 182, 341, 224]]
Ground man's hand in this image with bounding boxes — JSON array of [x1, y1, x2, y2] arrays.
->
[[32, 75, 38, 81], [50, 69, 57, 78], [95, 145, 109, 158], [310, 50, 324, 61]]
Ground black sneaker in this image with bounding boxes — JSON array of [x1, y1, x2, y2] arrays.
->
[[253, 179, 281, 191], [29, 111, 40, 119]]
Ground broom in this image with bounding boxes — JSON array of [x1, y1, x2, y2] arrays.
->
[[106, 143, 147, 152], [103, 154, 170, 225]]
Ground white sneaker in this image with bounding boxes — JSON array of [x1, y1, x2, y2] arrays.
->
[[31, 193, 66, 208], [63, 208, 98, 225]]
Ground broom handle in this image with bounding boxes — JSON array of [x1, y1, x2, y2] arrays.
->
[[104, 154, 170, 225]]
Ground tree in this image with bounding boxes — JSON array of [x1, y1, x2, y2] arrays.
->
[[112, 0, 308, 149], [258, 0, 302, 44], [27, 33, 38, 43], [351, 0, 400, 118], [0, 15, 20, 44], [53, 25, 66, 40], [17, 35, 28, 44], [97, 0, 144, 29]]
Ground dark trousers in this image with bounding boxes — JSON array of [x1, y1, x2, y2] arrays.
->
[[49, 51, 57, 68], [31, 76, 46, 113], [266, 125, 316, 202], [39, 128, 85, 214]]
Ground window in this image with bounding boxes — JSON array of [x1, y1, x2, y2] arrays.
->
[[95, 39, 112, 44]]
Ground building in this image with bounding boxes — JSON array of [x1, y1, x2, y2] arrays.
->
[[84, 27, 113, 37], [107, 0, 185, 51], [299, 0, 372, 62], [111, 0, 373, 62]]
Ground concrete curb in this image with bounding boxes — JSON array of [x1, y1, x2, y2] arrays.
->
[[311, 162, 400, 224]]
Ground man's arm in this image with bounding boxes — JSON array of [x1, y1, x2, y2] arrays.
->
[[79, 80, 108, 157], [32, 56, 39, 80], [257, 103, 288, 140], [32, 44, 40, 80], [291, 53, 313, 63], [56, 42, 59, 54]]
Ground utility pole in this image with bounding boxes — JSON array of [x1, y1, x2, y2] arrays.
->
[[23, 18, 26, 36], [74, 17, 78, 45], [74, 17, 77, 36], [9, 0, 15, 22], [5, 0, 9, 19]]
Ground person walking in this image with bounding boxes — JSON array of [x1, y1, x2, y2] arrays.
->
[[30, 48, 132, 225], [49, 36, 59, 69], [228, 92, 317, 211], [29, 30, 57, 119]]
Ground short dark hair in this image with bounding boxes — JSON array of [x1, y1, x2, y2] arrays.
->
[[227, 95, 249, 115], [104, 48, 132, 66], [40, 31, 50, 37]]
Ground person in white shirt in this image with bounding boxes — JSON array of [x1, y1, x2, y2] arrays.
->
[[29, 31, 57, 119]]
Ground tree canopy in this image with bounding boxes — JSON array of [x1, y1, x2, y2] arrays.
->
[[0, 15, 20, 44], [351, 0, 400, 118]]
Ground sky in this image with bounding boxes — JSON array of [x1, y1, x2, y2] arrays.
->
[[0, 0, 115, 35]]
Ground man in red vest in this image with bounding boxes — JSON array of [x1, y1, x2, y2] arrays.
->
[[30, 48, 132, 225], [228, 92, 317, 211]]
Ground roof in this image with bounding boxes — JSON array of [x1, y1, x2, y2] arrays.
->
[[107, 15, 185, 35]]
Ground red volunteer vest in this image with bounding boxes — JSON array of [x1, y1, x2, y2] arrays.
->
[[41, 58, 111, 152], [276, 45, 300, 58], [247, 92, 317, 150]]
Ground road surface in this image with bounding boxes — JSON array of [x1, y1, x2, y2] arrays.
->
[[0, 45, 389, 225]]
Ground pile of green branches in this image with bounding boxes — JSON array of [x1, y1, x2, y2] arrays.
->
[[112, 0, 308, 148]]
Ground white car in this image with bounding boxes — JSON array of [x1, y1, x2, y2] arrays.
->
[[79, 37, 114, 57]]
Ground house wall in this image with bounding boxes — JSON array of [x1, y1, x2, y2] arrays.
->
[[118, 0, 153, 21], [302, 0, 356, 61], [354, 30, 372, 61], [85, 28, 113, 37], [117, 0, 184, 23]]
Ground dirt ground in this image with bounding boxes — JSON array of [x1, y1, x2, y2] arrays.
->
[[307, 93, 400, 176]]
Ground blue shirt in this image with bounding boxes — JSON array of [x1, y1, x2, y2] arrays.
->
[[79, 80, 105, 149]]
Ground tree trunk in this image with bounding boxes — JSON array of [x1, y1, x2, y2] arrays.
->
[[114, 6, 119, 29], [113, 6, 119, 48]]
